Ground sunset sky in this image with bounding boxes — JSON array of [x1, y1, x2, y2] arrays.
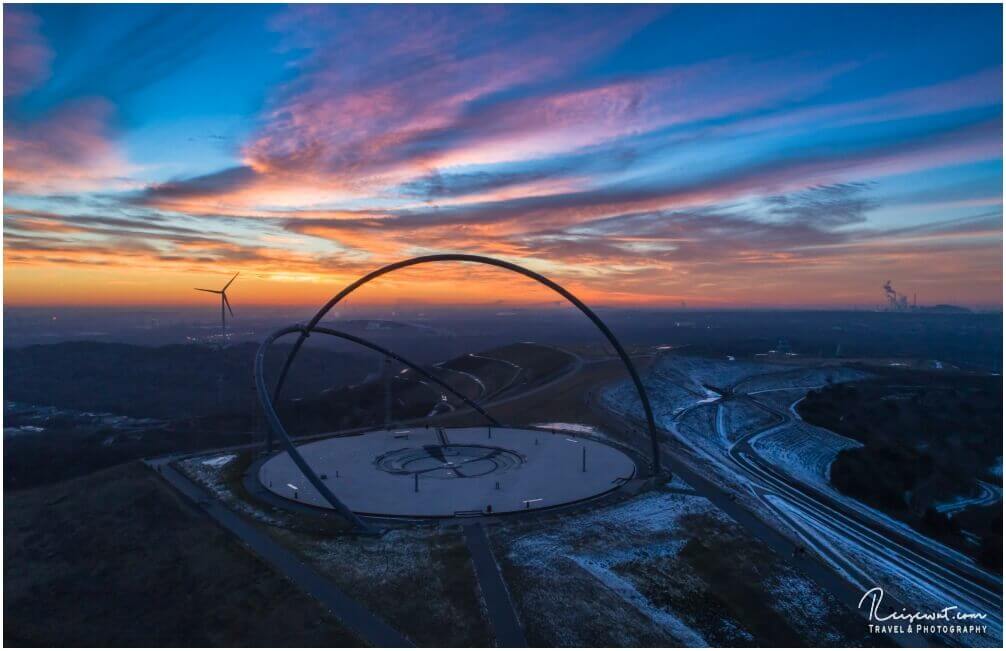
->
[[3, 4, 1003, 308]]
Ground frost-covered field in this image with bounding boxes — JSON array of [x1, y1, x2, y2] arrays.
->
[[177, 451, 492, 646], [606, 378, 696, 422], [603, 355, 847, 525], [601, 355, 731, 421], [750, 423, 861, 491], [601, 354, 1002, 647], [177, 452, 287, 527], [744, 387, 807, 412], [270, 526, 492, 647], [492, 481, 869, 646], [677, 403, 722, 448], [532, 422, 598, 435], [721, 400, 777, 442], [757, 431, 1004, 647], [748, 418, 992, 586], [764, 494, 1000, 648], [665, 356, 786, 389], [601, 354, 863, 427]]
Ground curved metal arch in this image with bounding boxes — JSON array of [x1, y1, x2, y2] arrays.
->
[[279, 325, 498, 427], [267, 254, 662, 475], [255, 324, 501, 532]]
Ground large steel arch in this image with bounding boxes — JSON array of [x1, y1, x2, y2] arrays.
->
[[256, 324, 501, 532], [267, 254, 662, 475], [261, 325, 501, 439]]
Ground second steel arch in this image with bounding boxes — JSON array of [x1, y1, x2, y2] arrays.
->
[[266, 254, 663, 474]]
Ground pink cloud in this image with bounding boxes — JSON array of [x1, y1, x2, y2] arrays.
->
[[698, 67, 1004, 143], [234, 39, 850, 211], [4, 98, 130, 194], [273, 116, 1002, 249], [3, 8, 131, 195], [3, 7, 52, 97], [427, 60, 847, 170], [241, 6, 661, 194]]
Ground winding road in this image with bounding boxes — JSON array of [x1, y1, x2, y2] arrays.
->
[[664, 371, 1002, 645]]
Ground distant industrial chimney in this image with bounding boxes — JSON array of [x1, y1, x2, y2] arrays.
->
[[882, 280, 910, 311]]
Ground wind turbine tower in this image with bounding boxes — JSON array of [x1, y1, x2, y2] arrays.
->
[[195, 272, 239, 340]]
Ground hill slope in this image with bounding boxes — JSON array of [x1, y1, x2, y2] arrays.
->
[[3, 462, 362, 646], [3, 341, 375, 419]]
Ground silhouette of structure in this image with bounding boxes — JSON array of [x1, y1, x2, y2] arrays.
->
[[195, 272, 239, 338], [255, 254, 662, 531]]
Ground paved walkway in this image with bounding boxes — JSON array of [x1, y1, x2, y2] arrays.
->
[[258, 426, 634, 517], [463, 523, 527, 647], [146, 457, 413, 648]]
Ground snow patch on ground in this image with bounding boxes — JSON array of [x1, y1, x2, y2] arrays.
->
[[601, 354, 784, 424], [602, 375, 693, 425], [767, 573, 830, 619], [177, 454, 285, 527], [296, 527, 446, 578], [764, 494, 1002, 647], [764, 573, 848, 644], [764, 413, 987, 571], [664, 356, 791, 391], [666, 474, 695, 492], [750, 423, 861, 490], [761, 493, 865, 588], [569, 554, 708, 646], [934, 481, 1002, 515], [533, 422, 597, 435], [201, 454, 237, 468], [507, 488, 727, 644], [601, 355, 1001, 647], [4, 425, 46, 436], [717, 617, 754, 642], [720, 400, 776, 442]]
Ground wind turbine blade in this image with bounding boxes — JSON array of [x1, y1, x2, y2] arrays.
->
[[223, 272, 239, 291], [195, 288, 221, 294], [223, 293, 234, 317]]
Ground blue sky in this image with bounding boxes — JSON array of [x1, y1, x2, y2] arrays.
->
[[3, 4, 1002, 307]]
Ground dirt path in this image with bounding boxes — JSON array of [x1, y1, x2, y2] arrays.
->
[[146, 456, 414, 647]]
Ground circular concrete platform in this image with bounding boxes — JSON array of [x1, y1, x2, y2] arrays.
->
[[258, 426, 636, 517]]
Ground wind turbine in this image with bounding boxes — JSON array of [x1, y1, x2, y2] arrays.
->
[[195, 272, 238, 339]]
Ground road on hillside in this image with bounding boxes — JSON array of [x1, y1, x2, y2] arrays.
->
[[660, 370, 1002, 646]]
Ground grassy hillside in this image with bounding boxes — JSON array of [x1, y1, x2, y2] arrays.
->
[[3, 341, 374, 419], [3, 462, 362, 646]]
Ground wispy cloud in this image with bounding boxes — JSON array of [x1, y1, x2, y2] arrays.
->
[[4, 98, 131, 194], [3, 5, 1002, 306], [3, 7, 52, 97]]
